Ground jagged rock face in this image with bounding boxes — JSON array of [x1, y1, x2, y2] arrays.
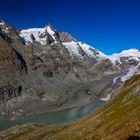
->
[[0, 85, 22, 102], [58, 32, 75, 42], [0, 36, 21, 72], [33, 44, 72, 73], [117, 57, 140, 71], [93, 59, 119, 74]]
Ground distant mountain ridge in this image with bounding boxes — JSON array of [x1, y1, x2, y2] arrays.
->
[[19, 24, 140, 69]]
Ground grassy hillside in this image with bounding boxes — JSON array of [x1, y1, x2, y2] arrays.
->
[[0, 74, 140, 140]]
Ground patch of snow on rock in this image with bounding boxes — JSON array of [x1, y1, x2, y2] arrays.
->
[[113, 76, 121, 84], [0, 20, 5, 25], [100, 94, 112, 101], [63, 41, 107, 60], [0, 22, 4, 26], [78, 42, 107, 59]]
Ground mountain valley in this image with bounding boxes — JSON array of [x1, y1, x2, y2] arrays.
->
[[0, 19, 140, 139]]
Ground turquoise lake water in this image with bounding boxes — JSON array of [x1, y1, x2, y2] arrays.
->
[[0, 100, 104, 131]]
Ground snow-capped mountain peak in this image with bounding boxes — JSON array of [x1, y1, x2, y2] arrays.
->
[[20, 24, 59, 45], [108, 48, 140, 64], [109, 48, 140, 60]]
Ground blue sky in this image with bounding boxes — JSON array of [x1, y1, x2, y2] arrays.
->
[[0, 0, 140, 54]]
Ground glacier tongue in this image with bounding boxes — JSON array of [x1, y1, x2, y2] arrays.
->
[[121, 63, 140, 82], [113, 63, 140, 84]]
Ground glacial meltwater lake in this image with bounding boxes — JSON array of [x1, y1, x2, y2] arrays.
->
[[0, 100, 104, 131]]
